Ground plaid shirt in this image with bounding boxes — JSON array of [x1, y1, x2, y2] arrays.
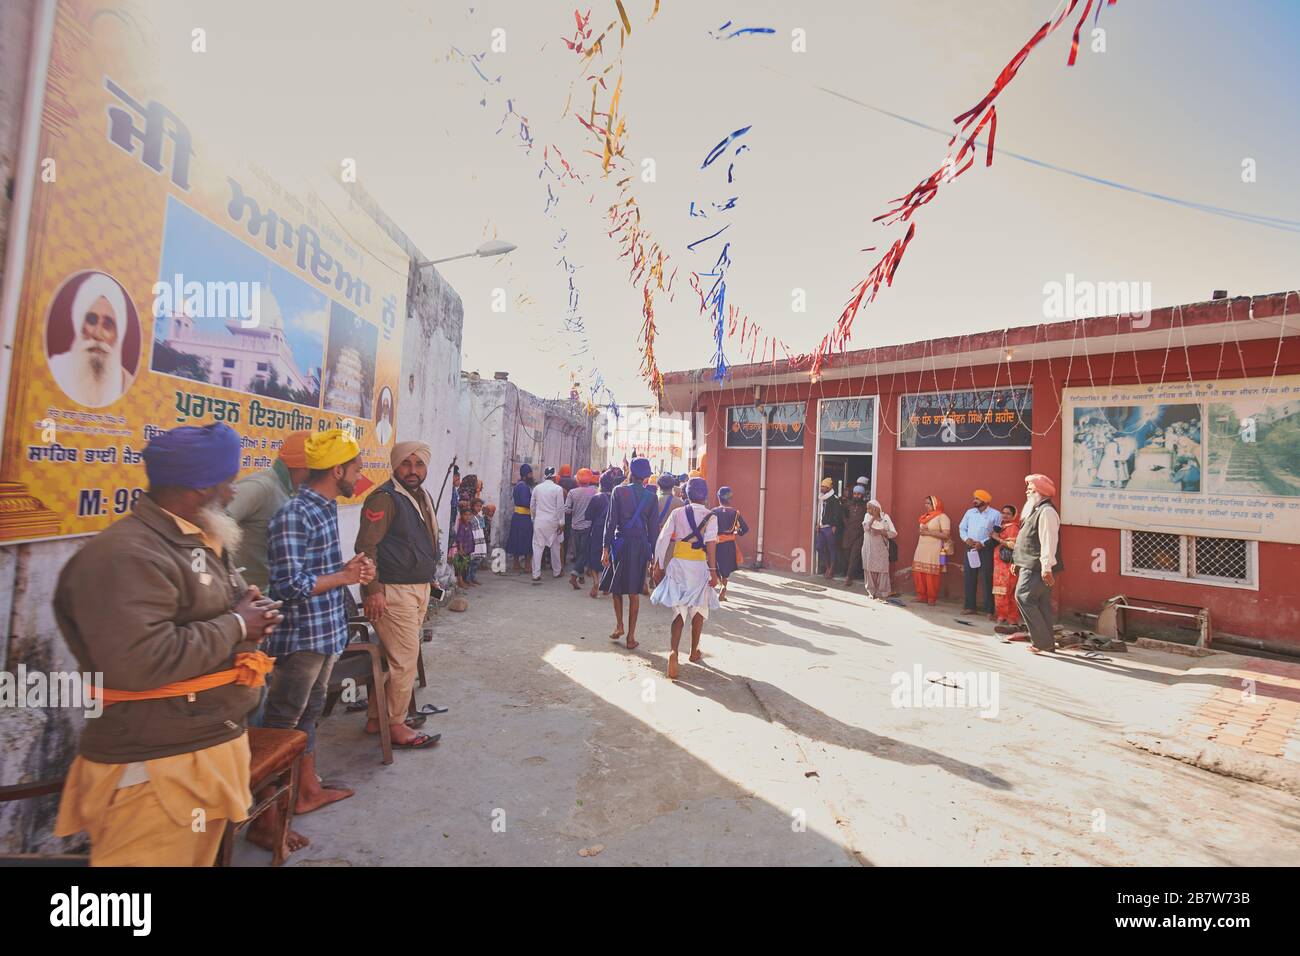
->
[[267, 486, 347, 656]]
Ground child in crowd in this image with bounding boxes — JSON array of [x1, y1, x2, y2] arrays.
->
[[470, 498, 488, 576], [452, 501, 480, 588]]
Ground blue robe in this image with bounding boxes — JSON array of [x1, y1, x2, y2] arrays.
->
[[712, 506, 750, 578], [505, 479, 534, 556], [598, 482, 656, 595], [583, 491, 611, 572]]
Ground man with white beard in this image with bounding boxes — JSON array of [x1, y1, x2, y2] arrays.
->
[[53, 422, 284, 865], [1012, 473, 1063, 655], [48, 273, 135, 407]]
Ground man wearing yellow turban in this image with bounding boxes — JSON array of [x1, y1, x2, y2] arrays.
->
[[261, 429, 375, 849]]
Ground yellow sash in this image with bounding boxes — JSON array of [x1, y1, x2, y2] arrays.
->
[[672, 541, 707, 561], [514, 505, 530, 515]]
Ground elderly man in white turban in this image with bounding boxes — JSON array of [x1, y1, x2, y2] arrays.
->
[[353, 439, 442, 750], [48, 272, 134, 407]]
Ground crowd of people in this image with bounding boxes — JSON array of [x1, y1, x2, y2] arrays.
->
[[52, 423, 450, 866], [501, 458, 750, 680], [46, 410, 1062, 867]]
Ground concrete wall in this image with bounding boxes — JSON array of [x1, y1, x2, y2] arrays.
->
[[461, 376, 594, 553], [0, 0, 465, 848]]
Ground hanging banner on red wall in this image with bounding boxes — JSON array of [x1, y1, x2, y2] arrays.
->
[[898, 388, 1033, 449], [1061, 377, 1300, 544]]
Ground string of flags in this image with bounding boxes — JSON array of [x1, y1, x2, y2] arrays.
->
[[561, 1, 673, 396], [446, 32, 620, 417], [803, 0, 1120, 378]]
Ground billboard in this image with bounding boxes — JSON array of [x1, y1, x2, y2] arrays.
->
[[1061, 377, 1300, 544], [0, 0, 409, 542]]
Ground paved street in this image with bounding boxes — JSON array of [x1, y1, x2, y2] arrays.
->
[[241, 569, 1300, 867]]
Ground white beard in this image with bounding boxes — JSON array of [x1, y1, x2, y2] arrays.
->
[[1025, 491, 1043, 512], [198, 501, 244, 554], [49, 339, 126, 408]]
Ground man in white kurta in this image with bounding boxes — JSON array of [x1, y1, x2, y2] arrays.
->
[[650, 477, 720, 679], [530, 468, 567, 582]]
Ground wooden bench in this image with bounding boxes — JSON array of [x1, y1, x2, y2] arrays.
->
[[218, 727, 308, 866]]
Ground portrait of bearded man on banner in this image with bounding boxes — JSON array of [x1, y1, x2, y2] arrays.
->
[[44, 270, 140, 408]]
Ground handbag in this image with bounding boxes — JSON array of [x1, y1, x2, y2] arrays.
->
[[998, 545, 1014, 564], [888, 537, 898, 563]]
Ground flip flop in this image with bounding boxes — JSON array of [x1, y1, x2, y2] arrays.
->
[[953, 619, 975, 627], [1079, 650, 1111, 661], [414, 703, 449, 716], [392, 732, 440, 749], [887, 598, 907, 607], [344, 700, 369, 713]]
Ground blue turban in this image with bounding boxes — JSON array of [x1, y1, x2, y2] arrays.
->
[[544, 466, 556, 479], [657, 474, 677, 491], [520, 464, 532, 479], [687, 477, 708, 503], [853, 484, 867, 496], [143, 423, 241, 489], [717, 485, 733, 503], [599, 469, 619, 493], [630, 457, 652, 480]]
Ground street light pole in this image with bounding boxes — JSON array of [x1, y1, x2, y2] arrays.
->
[[417, 239, 517, 269]]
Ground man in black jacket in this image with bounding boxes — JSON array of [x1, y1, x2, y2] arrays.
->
[[354, 440, 441, 749], [816, 477, 844, 580]]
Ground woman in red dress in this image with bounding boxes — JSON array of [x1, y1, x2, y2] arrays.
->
[[990, 503, 1021, 626]]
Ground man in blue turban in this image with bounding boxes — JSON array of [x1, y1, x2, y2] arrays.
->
[[52, 422, 285, 865], [600, 456, 656, 647], [506, 463, 535, 572]]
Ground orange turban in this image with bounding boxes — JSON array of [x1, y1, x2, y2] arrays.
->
[[559, 464, 573, 477], [278, 431, 312, 468], [576, 467, 595, 485], [973, 489, 992, 504], [1025, 474, 1056, 497]]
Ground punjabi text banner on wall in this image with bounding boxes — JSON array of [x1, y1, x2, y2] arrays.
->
[[0, 0, 409, 543], [726, 403, 806, 449], [898, 388, 1033, 449], [1060, 377, 1300, 544]]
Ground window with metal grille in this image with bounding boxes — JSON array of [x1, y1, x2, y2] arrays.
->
[[1191, 536, 1250, 583], [1121, 530, 1256, 589]]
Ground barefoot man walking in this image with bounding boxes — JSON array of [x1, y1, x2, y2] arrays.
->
[[651, 477, 720, 680], [600, 457, 656, 648]]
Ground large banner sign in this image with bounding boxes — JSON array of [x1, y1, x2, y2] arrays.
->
[[726, 403, 806, 449], [898, 388, 1033, 449], [1061, 377, 1300, 544], [0, 0, 408, 543]]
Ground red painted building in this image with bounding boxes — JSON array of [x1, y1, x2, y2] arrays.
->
[[661, 292, 1300, 651]]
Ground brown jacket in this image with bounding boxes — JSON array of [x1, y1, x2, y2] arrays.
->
[[53, 495, 261, 763]]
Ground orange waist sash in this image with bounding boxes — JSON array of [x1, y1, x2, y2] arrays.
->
[[91, 651, 275, 706]]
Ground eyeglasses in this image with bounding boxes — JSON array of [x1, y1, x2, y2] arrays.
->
[[84, 310, 117, 334]]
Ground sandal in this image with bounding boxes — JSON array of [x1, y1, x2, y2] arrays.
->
[[414, 703, 449, 716], [392, 732, 441, 749]]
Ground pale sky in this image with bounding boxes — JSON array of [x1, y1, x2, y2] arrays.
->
[[152, 0, 1300, 405]]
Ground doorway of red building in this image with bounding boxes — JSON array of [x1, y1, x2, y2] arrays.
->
[[814, 454, 873, 576]]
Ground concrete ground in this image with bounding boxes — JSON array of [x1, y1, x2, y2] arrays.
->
[[237, 568, 1300, 867]]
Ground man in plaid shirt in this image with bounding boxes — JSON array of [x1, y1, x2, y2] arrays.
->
[[261, 429, 373, 850]]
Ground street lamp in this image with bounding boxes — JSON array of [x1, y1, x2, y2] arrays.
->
[[417, 239, 517, 268]]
